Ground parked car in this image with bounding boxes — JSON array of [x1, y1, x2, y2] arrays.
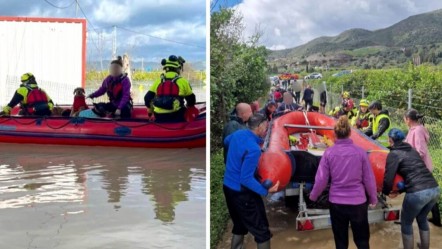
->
[[332, 70, 352, 77], [304, 73, 322, 79]]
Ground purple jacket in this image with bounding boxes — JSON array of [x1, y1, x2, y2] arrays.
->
[[90, 74, 131, 110], [310, 139, 378, 205]]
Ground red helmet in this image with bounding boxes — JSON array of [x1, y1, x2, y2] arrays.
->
[[342, 99, 354, 109]]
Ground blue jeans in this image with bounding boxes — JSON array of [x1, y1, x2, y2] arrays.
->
[[401, 187, 440, 235]]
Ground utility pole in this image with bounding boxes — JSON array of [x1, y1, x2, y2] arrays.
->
[[112, 26, 117, 59], [141, 58, 144, 71]]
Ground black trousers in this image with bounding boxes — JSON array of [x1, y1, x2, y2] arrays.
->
[[103, 102, 132, 118], [329, 202, 370, 249], [304, 99, 313, 110], [295, 91, 301, 103], [155, 107, 186, 123], [223, 185, 271, 243]]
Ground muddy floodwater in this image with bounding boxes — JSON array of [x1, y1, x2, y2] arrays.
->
[[218, 197, 442, 249], [0, 144, 205, 249]]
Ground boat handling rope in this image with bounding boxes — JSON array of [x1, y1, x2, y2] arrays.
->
[[0, 115, 197, 131]]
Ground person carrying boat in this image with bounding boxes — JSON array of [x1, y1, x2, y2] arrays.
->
[[351, 99, 371, 130], [258, 101, 278, 121], [223, 114, 280, 249], [223, 103, 253, 163], [329, 99, 357, 119], [403, 109, 441, 227], [310, 115, 377, 249], [364, 100, 391, 145], [88, 56, 132, 118], [275, 92, 302, 117], [144, 55, 196, 123], [2, 73, 54, 116], [383, 128, 440, 249]]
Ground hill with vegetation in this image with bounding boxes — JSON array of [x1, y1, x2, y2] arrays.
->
[[268, 9, 442, 72]]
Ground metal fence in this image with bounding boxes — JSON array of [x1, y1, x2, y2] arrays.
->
[[305, 80, 442, 173]]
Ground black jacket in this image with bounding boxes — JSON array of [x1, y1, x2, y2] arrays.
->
[[364, 110, 390, 139], [222, 110, 248, 163], [382, 142, 438, 195]]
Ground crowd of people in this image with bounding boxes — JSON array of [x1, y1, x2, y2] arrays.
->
[[1, 55, 198, 123], [221, 78, 440, 249]]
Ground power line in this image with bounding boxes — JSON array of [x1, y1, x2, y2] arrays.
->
[[43, 0, 76, 9], [116, 26, 205, 49], [75, 0, 100, 52], [211, 0, 220, 11]]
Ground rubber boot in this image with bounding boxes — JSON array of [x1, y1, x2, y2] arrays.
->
[[428, 203, 441, 227], [257, 240, 270, 249], [402, 233, 414, 249], [417, 230, 430, 249], [231, 234, 244, 249]]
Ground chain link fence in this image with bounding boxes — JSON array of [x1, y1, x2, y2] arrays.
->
[[304, 79, 442, 182]]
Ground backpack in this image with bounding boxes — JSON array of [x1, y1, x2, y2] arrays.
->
[[25, 86, 49, 114], [153, 76, 181, 110]]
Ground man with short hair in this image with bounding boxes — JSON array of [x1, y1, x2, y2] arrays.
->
[[364, 100, 391, 145], [302, 85, 314, 111], [223, 114, 280, 249], [222, 103, 253, 163], [258, 101, 278, 121], [276, 92, 303, 116]]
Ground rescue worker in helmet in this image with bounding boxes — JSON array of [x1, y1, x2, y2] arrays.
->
[[329, 98, 357, 119], [341, 91, 350, 101], [144, 55, 197, 123], [351, 99, 372, 130], [2, 73, 54, 116], [364, 100, 391, 145], [88, 56, 133, 118]]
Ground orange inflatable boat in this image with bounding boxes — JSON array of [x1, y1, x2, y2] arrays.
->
[[258, 111, 404, 193]]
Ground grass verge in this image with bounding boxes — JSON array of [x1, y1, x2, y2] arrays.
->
[[210, 150, 229, 249]]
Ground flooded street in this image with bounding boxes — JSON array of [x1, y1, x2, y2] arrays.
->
[[218, 198, 442, 249], [0, 144, 205, 249]]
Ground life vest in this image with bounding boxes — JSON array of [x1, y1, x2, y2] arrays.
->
[[107, 75, 126, 101], [153, 76, 182, 111], [372, 113, 391, 146], [355, 111, 371, 129], [24, 86, 49, 114]]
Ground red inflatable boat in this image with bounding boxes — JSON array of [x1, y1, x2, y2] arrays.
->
[[258, 111, 403, 193], [0, 103, 206, 148]]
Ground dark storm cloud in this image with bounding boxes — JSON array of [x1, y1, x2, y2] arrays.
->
[[0, 0, 206, 63]]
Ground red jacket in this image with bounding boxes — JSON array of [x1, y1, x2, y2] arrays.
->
[[73, 95, 89, 112]]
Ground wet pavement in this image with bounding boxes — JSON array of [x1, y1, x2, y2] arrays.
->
[[218, 196, 442, 249], [0, 144, 205, 249]]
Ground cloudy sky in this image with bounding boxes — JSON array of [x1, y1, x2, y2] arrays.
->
[[0, 0, 206, 65], [212, 0, 442, 50]]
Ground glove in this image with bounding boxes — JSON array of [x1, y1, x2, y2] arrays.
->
[[114, 109, 121, 116], [184, 106, 199, 122], [148, 113, 155, 121], [2, 106, 11, 115]]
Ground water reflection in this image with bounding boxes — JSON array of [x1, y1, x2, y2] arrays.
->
[[0, 145, 205, 223]]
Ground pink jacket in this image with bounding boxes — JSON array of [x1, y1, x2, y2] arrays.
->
[[405, 125, 433, 172]]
